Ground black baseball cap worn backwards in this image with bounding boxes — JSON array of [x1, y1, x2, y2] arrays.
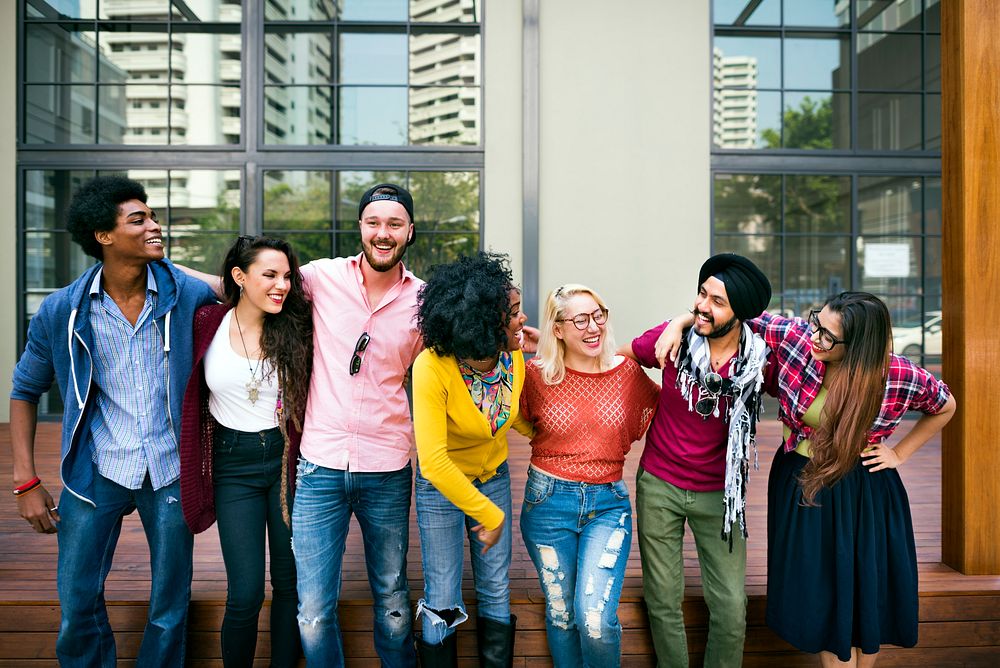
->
[[358, 183, 416, 246]]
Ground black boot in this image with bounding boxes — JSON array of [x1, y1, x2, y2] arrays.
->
[[476, 615, 516, 668], [418, 632, 457, 668]]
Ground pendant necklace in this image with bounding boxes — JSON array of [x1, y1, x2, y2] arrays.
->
[[233, 307, 265, 405]]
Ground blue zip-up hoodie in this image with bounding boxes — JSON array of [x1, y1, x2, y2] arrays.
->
[[11, 258, 217, 507]]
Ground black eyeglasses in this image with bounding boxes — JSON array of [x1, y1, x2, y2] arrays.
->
[[349, 332, 370, 376], [695, 371, 724, 418], [557, 308, 609, 331], [808, 310, 846, 351]]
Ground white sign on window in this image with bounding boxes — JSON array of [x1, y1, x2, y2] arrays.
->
[[864, 243, 910, 278]]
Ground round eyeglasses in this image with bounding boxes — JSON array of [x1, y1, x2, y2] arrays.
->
[[807, 310, 846, 351], [556, 308, 609, 331]]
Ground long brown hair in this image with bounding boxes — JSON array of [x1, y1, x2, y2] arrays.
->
[[799, 292, 891, 505]]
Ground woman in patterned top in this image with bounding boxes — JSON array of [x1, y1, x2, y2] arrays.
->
[[412, 252, 534, 667], [658, 292, 956, 668], [519, 284, 659, 667]]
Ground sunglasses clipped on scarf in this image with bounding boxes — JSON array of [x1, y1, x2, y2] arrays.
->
[[695, 371, 733, 418]]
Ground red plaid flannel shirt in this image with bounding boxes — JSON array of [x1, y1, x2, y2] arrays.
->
[[748, 312, 951, 452]]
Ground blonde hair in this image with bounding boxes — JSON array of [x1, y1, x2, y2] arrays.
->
[[536, 283, 616, 385]]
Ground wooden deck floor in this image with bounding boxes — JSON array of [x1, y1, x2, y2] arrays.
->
[[2, 420, 999, 666]]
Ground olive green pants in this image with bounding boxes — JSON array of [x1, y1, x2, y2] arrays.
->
[[636, 467, 747, 668]]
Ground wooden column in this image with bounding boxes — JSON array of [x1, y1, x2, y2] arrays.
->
[[941, 0, 1000, 575]]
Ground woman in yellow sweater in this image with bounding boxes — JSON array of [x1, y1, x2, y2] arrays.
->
[[412, 251, 533, 667]]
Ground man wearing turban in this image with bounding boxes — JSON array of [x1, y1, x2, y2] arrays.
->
[[620, 253, 771, 667]]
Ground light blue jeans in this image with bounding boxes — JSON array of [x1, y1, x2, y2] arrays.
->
[[519, 467, 632, 667], [414, 461, 513, 646], [291, 458, 416, 667], [56, 474, 192, 668]]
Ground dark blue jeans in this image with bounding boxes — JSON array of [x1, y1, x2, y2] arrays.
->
[[291, 457, 416, 667], [57, 473, 192, 668], [213, 425, 300, 667]]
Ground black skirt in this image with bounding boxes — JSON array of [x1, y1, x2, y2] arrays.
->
[[765, 446, 919, 661]]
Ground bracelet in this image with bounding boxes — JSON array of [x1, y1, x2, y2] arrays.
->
[[13, 478, 41, 496]]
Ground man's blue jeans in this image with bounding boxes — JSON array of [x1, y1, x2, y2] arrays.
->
[[414, 461, 512, 646], [292, 458, 416, 667], [56, 474, 192, 668], [519, 467, 633, 667]]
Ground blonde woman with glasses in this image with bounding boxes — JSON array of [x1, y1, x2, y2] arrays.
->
[[519, 284, 659, 667]]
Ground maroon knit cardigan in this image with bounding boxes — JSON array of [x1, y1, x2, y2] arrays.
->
[[178, 303, 302, 534]]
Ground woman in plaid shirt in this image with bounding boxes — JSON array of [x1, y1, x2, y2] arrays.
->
[[658, 292, 956, 667]]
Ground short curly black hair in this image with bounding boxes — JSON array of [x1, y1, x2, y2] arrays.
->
[[417, 252, 516, 360], [67, 176, 148, 259]]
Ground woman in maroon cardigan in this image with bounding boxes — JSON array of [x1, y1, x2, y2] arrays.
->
[[180, 236, 312, 667]]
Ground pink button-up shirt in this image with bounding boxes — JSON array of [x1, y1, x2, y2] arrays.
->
[[299, 254, 424, 472]]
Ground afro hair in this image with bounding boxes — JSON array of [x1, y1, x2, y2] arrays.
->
[[67, 175, 148, 259]]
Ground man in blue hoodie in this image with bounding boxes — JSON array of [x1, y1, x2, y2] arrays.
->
[[10, 176, 217, 667]]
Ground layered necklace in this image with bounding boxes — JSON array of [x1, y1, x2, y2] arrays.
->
[[233, 307, 265, 405]]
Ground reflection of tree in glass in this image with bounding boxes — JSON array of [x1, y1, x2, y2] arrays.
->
[[762, 96, 832, 150], [263, 178, 333, 264], [167, 196, 239, 274]]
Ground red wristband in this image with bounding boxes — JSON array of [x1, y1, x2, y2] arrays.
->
[[13, 477, 41, 495]]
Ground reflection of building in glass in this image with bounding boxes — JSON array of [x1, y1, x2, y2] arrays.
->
[[25, 24, 127, 144], [713, 47, 758, 148], [409, 0, 480, 144]]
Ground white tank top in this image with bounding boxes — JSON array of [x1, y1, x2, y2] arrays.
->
[[204, 310, 280, 432]]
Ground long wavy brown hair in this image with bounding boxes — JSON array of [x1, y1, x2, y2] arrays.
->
[[799, 292, 891, 505]]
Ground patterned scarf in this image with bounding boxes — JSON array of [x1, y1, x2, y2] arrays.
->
[[676, 323, 769, 549], [459, 351, 513, 435]]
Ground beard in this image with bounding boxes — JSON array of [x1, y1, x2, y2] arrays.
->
[[362, 240, 407, 273], [691, 309, 740, 339]]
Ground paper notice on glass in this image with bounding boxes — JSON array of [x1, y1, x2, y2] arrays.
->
[[864, 243, 910, 278]]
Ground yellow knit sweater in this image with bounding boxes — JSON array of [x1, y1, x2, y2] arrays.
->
[[412, 348, 534, 530]]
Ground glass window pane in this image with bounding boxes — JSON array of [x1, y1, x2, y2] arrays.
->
[[784, 174, 850, 233], [924, 236, 942, 295], [25, 84, 96, 144], [713, 37, 781, 90], [784, 235, 850, 297], [411, 0, 480, 22], [265, 30, 333, 84], [409, 87, 479, 145], [342, 0, 407, 21], [168, 85, 240, 145], [713, 0, 780, 26], [782, 92, 850, 150], [410, 33, 480, 86], [96, 85, 130, 143], [714, 89, 781, 149], [265, 1, 334, 20], [125, 169, 168, 209], [174, 32, 241, 84], [857, 0, 924, 30], [925, 34, 940, 92], [784, 0, 849, 28], [858, 92, 922, 151], [925, 93, 941, 150], [264, 86, 334, 145], [168, 170, 240, 219], [713, 174, 781, 234], [858, 176, 923, 235], [26, 24, 97, 83], [857, 33, 921, 91], [98, 30, 172, 83], [339, 86, 407, 145], [24, 232, 94, 291], [167, 233, 239, 274], [265, 233, 336, 265], [26, 0, 95, 19], [926, 0, 941, 32], [406, 232, 479, 278], [712, 235, 781, 290], [409, 172, 480, 232], [263, 171, 333, 231], [99, 0, 170, 20], [340, 32, 407, 85], [25, 170, 95, 230], [859, 236, 922, 293], [925, 177, 941, 235], [784, 36, 849, 89]]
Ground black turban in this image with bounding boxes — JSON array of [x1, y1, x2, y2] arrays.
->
[[698, 253, 772, 321]]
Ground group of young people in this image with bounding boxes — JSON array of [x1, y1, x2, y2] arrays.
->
[[10, 175, 955, 668]]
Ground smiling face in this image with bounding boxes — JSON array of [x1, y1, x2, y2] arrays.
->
[[232, 248, 292, 316], [554, 293, 606, 363], [96, 199, 164, 263], [359, 200, 412, 273], [692, 275, 738, 337], [809, 306, 847, 364], [502, 289, 527, 352]]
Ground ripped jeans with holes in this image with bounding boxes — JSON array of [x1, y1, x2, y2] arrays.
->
[[519, 466, 632, 668]]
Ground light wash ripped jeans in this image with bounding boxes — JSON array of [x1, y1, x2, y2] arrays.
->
[[519, 467, 632, 667]]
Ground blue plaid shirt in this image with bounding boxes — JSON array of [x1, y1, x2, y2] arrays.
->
[[87, 268, 179, 490]]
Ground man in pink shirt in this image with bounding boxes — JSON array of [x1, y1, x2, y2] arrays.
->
[[622, 254, 771, 668], [292, 184, 422, 666]]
